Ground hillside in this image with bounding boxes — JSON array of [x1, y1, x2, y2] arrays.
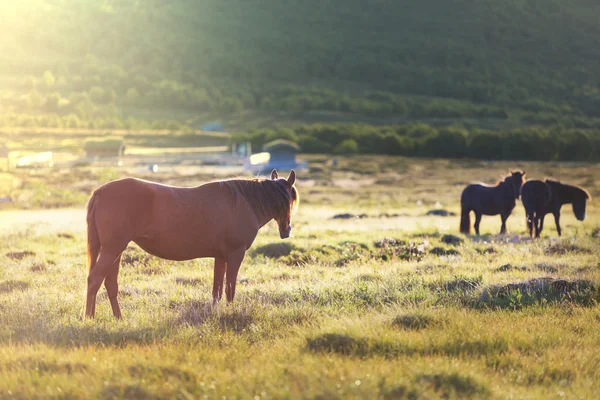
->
[[1, 0, 599, 129]]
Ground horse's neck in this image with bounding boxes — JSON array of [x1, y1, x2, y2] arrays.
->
[[256, 209, 278, 228], [248, 200, 279, 228], [555, 184, 576, 205], [499, 179, 513, 195]]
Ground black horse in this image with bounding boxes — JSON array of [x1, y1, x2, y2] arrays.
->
[[460, 170, 526, 235], [521, 179, 591, 238]]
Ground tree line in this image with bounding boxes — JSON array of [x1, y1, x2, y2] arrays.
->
[[233, 124, 600, 162]]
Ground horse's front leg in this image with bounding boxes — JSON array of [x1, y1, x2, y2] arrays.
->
[[500, 211, 511, 234], [553, 212, 561, 236], [225, 248, 246, 302], [212, 258, 227, 305], [474, 212, 482, 235]]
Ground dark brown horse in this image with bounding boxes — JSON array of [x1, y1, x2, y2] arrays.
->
[[84, 169, 299, 319], [459, 170, 526, 235], [521, 179, 590, 238]]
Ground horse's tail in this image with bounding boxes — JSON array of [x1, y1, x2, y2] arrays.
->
[[459, 187, 471, 234], [86, 190, 101, 273]]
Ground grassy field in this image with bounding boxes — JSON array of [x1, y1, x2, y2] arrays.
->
[[0, 156, 599, 399]]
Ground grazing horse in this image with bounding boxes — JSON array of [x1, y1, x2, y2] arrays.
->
[[84, 170, 299, 319], [521, 179, 590, 238], [459, 170, 526, 235]]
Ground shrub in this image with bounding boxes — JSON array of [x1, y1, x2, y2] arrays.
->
[[334, 139, 359, 154], [420, 128, 468, 158]]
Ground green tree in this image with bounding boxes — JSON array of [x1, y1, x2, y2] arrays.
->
[[334, 139, 359, 154], [44, 92, 61, 112], [89, 87, 106, 104]]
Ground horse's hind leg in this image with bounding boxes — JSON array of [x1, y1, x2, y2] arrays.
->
[[537, 215, 545, 238], [225, 248, 246, 302], [474, 212, 482, 235], [104, 254, 122, 319], [85, 247, 126, 318], [212, 258, 227, 304], [526, 213, 534, 237]]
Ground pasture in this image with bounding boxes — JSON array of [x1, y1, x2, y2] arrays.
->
[[1, 156, 599, 399]]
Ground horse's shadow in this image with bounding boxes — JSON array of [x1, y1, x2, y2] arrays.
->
[[173, 299, 255, 333], [4, 323, 167, 348]]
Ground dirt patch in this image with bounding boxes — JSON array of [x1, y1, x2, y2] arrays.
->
[[374, 238, 406, 248], [426, 209, 457, 217], [281, 250, 318, 267], [332, 213, 368, 220], [374, 238, 427, 262], [478, 278, 599, 308], [5, 251, 35, 260], [441, 234, 462, 245], [535, 263, 560, 273], [392, 312, 440, 330], [415, 373, 489, 399], [306, 333, 364, 356], [29, 262, 47, 272], [334, 241, 371, 266], [435, 276, 482, 292], [0, 280, 30, 293], [252, 242, 296, 258], [175, 277, 203, 286], [545, 242, 592, 255], [57, 232, 74, 239], [495, 264, 528, 272], [178, 301, 255, 332], [430, 247, 460, 256], [476, 246, 497, 255], [377, 213, 404, 218]]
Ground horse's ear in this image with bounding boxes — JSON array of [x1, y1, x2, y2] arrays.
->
[[271, 169, 278, 180], [287, 170, 296, 186], [522, 171, 526, 176]]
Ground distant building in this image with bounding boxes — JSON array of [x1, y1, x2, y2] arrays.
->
[[202, 122, 224, 132], [246, 139, 308, 173], [83, 137, 125, 158]]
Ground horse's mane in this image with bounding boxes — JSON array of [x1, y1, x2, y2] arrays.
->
[[544, 178, 591, 200], [495, 170, 525, 185], [221, 178, 299, 218]]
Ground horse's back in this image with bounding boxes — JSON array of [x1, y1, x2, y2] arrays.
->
[[90, 178, 251, 260], [521, 180, 550, 214], [461, 182, 515, 215], [460, 183, 479, 205], [461, 183, 494, 205]]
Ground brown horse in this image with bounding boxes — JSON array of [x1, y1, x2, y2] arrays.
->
[[84, 169, 299, 319], [460, 170, 526, 235], [521, 179, 591, 238]]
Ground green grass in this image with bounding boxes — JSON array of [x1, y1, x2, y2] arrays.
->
[[0, 156, 599, 398]]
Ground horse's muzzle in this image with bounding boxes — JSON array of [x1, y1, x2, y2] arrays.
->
[[280, 230, 291, 239]]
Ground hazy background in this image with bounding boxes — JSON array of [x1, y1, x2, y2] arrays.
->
[[1, 0, 599, 161]]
